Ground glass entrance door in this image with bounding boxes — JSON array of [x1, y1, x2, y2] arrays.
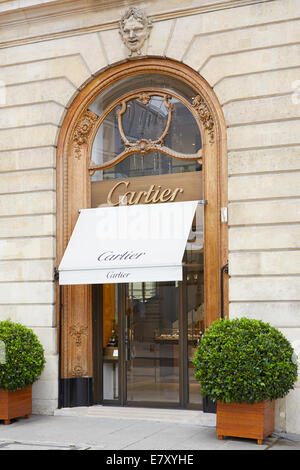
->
[[125, 281, 180, 405], [93, 207, 204, 408], [94, 275, 203, 408]]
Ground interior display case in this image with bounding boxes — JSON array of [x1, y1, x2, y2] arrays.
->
[[154, 328, 202, 345], [103, 323, 118, 359]]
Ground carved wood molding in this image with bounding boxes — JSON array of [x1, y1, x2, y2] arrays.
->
[[73, 110, 98, 160], [69, 322, 88, 346], [89, 145, 202, 175], [71, 361, 88, 377], [192, 94, 215, 143]]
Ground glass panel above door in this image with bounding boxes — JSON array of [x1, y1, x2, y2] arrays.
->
[[88, 74, 203, 182], [90, 93, 202, 180]]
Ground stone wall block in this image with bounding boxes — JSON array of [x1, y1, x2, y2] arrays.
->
[[0, 56, 90, 89], [32, 327, 57, 355], [215, 68, 300, 105], [229, 251, 300, 276], [0, 281, 55, 304], [229, 277, 300, 301], [0, 304, 56, 327], [0, 102, 64, 129], [186, 18, 300, 71], [0, 170, 55, 194], [228, 147, 300, 175], [32, 379, 58, 400], [224, 94, 299, 127], [3, 78, 76, 108], [229, 302, 300, 328], [227, 120, 300, 151], [201, 44, 300, 87], [285, 389, 300, 434], [0, 237, 55, 260], [0, 191, 55, 217], [229, 200, 300, 226], [0, 259, 54, 282], [99, 29, 126, 65], [147, 19, 174, 56], [1, 214, 55, 238], [0, 125, 59, 152], [229, 225, 300, 251], [0, 147, 56, 173], [229, 172, 300, 201], [167, 0, 299, 62]]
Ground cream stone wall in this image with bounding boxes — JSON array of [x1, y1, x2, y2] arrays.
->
[[0, 0, 299, 431]]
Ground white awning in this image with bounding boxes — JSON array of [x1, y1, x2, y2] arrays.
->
[[58, 200, 199, 285]]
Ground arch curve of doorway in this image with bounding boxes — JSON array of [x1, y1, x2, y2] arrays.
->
[[56, 58, 228, 408]]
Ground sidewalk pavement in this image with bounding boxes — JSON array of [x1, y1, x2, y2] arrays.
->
[[0, 406, 300, 451]]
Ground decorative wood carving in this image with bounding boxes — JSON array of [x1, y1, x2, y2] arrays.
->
[[69, 323, 88, 346], [89, 144, 202, 176], [192, 95, 215, 143], [71, 362, 87, 377], [73, 110, 98, 160]]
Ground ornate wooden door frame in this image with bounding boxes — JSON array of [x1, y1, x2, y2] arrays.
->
[[56, 58, 228, 406]]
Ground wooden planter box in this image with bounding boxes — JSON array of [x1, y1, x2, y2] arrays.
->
[[216, 400, 275, 445], [0, 386, 32, 425]]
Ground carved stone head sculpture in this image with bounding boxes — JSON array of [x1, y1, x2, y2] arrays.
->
[[119, 7, 152, 56]]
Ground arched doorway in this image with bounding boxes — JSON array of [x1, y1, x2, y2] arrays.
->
[[56, 59, 228, 408]]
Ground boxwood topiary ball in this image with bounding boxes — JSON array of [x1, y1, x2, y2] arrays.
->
[[0, 320, 46, 392], [193, 317, 298, 404]]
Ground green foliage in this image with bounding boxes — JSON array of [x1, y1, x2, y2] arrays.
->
[[0, 320, 46, 392], [193, 317, 298, 404]]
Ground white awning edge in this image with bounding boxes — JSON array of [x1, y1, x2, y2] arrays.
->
[[59, 265, 183, 285]]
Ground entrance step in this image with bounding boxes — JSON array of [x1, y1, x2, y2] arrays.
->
[[54, 405, 216, 426]]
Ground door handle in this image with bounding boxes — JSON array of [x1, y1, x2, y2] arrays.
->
[[124, 330, 128, 345], [220, 263, 229, 319]]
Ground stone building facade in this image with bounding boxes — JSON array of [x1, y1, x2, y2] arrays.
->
[[0, 0, 299, 434]]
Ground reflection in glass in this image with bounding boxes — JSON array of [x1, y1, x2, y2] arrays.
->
[[102, 284, 119, 400], [126, 281, 179, 403], [89, 73, 201, 122], [184, 204, 204, 405], [101, 152, 201, 181], [90, 91, 202, 182]]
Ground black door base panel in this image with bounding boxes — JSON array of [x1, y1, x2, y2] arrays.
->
[[59, 377, 94, 408]]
